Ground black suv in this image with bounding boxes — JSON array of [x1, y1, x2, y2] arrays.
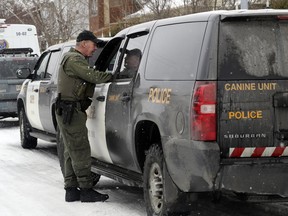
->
[[18, 10, 288, 216], [0, 48, 37, 119]]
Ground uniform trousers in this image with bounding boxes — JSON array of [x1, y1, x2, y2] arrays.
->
[[56, 107, 93, 189]]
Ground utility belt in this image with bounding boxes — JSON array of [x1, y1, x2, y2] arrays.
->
[[56, 96, 92, 125]]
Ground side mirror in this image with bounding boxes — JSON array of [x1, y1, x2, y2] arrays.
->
[[16, 68, 31, 79]]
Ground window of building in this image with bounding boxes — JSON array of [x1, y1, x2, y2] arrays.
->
[[91, 0, 98, 16]]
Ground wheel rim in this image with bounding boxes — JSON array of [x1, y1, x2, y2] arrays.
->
[[149, 162, 164, 214], [19, 111, 25, 141]]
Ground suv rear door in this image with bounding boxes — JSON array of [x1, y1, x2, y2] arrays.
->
[[0, 49, 37, 117], [218, 15, 288, 158]]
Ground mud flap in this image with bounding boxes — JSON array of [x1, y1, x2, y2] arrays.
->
[[163, 162, 197, 213]]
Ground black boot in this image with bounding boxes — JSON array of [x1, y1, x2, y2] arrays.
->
[[65, 187, 80, 202], [80, 188, 109, 202]]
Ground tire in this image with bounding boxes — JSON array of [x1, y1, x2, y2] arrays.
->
[[143, 144, 168, 216], [56, 128, 101, 186], [19, 107, 37, 149]]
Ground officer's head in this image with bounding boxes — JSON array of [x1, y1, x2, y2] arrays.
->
[[76, 30, 101, 57]]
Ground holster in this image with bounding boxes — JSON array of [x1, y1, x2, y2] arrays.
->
[[62, 102, 75, 125], [56, 96, 62, 115], [56, 100, 76, 125]]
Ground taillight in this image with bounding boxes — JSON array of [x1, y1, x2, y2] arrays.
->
[[191, 81, 216, 141], [277, 16, 288, 20]]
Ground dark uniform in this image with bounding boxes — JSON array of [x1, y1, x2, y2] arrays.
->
[[56, 31, 112, 202]]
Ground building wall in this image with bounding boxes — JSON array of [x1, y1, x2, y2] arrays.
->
[[89, 0, 138, 36]]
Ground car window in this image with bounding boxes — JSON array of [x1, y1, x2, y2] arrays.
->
[[95, 37, 124, 73], [46, 50, 61, 79], [145, 22, 206, 80], [0, 57, 37, 79], [117, 34, 147, 80], [218, 17, 288, 80], [35, 52, 50, 79]]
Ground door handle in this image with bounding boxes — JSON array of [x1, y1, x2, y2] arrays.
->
[[33, 89, 39, 93], [96, 96, 105, 102]]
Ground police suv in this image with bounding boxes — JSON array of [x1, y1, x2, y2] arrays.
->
[[0, 48, 37, 119], [17, 10, 288, 216]]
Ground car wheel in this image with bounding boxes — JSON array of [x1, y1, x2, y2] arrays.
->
[[143, 144, 168, 216], [19, 107, 37, 149], [56, 128, 101, 186]]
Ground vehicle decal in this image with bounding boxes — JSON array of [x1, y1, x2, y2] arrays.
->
[[228, 110, 263, 120], [224, 133, 267, 139], [224, 82, 277, 91], [0, 39, 9, 49], [229, 146, 288, 158], [108, 94, 120, 102], [148, 87, 172, 104]]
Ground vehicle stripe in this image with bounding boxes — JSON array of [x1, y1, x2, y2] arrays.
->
[[229, 147, 288, 158], [229, 147, 245, 157]]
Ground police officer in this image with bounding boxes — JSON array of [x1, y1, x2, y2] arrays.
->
[[56, 30, 112, 202]]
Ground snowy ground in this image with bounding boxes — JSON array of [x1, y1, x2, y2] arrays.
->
[[0, 118, 146, 216], [2, 118, 288, 216]]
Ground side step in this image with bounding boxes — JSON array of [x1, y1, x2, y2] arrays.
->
[[30, 130, 56, 142], [91, 159, 143, 187]]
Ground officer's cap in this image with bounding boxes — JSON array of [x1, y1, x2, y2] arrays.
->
[[76, 30, 102, 45]]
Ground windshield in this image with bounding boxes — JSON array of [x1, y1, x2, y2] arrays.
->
[[218, 17, 288, 80], [0, 57, 37, 79]]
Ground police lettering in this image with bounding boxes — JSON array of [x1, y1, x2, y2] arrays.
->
[[228, 110, 263, 119], [148, 88, 172, 104], [257, 83, 277, 90], [224, 82, 277, 91], [225, 83, 256, 91]]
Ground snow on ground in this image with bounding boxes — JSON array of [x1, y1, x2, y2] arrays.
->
[[0, 118, 146, 216]]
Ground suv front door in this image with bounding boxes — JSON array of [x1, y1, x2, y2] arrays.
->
[[105, 31, 148, 171]]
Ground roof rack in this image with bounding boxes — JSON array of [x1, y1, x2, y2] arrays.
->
[[0, 47, 34, 55]]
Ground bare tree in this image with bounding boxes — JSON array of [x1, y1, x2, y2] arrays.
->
[[138, 0, 173, 18], [1, 0, 89, 49]]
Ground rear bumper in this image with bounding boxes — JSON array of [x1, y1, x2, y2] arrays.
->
[[163, 138, 288, 198], [215, 160, 288, 197], [0, 100, 17, 116]]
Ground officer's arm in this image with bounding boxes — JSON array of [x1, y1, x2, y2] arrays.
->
[[66, 55, 112, 84]]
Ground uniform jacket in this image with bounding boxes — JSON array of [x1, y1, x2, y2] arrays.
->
[[57, 48, 111, 101]]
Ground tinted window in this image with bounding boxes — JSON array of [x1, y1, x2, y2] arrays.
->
[[46, 50, 61, 79], [145, 22, 206, 80], [0, 57, 37, 79], [117, 34, 147, 79], [219, 17, 288, 80], [36, 52, 50, 79]]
